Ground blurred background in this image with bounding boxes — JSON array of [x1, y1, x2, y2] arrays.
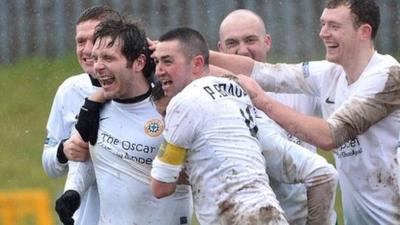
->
[[0, 0, 399, 224]]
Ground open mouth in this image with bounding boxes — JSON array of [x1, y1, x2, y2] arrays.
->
[[98, 77, 115, 87], [83, 56, 94, 64], [161, 79, 173, 88], [326, 43, 339, 49]]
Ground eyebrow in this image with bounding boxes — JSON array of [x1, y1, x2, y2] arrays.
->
[[160, 55, 173, 61]]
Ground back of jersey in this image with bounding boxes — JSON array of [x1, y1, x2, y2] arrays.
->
[[164, 76, 285, 225]]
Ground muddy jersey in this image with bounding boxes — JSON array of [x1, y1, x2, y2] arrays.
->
[[91, 98, 192, 225], [255, 109, 337, 225], [42, 73, 100, 225], [266, 92, 322, 225], [251, 52, 400, 225], [152, 76, 287, 225]]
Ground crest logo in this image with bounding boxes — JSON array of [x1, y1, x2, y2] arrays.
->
[[144, 119, 164, 137]]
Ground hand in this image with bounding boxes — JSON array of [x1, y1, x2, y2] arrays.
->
[[232, 74, 269, 109], [75, 98, 103, 145], [63, 133, 89, 161], [55, 190, 81, 225], [88, 89, 107, 103], [147, 38, 158, 52]]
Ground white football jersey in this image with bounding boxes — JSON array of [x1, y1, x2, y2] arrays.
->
[[152, 76, 288, 225], [42, 73, 100, 225], [90, 98, 192, 225], [251, 52, 400, 225]]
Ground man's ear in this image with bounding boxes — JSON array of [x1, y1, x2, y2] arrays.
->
[[192, 55, 205, 75], [217, 41, 224, 52], [264, 34, 272, 52], [359, 23, 373, 41], [133, 54, 146, 72]]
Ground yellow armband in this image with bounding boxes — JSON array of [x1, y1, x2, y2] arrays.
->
[[157, 141, 187, 165]]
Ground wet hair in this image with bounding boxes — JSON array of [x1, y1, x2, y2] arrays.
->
[[76, 5, 121, 25], [326, 0, 380, 39], [93, 17, 155, 80], [159, 27, 209, 67]]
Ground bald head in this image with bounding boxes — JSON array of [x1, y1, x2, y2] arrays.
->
[[218, 9, 271, 62]]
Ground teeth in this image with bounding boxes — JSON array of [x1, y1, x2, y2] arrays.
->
[[162, 80, 172, 85], [99, 77, 114, 86], [84, 57, 93, 63]]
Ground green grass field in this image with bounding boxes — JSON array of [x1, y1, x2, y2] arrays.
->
[[0, 55, 343, 225], [0, 54, 82, 224]]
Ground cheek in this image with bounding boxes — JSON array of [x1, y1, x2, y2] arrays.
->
[[76, 47, 83, 56], [225, 47, 237, 53]]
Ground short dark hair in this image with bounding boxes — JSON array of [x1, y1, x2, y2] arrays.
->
[[76, 5, 121, 25], [159, 27, 209, 66], [326, 0, 380, 39], [93, 18, 154, 80]]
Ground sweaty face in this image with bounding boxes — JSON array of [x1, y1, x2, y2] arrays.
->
[[219, 18, 270, 62], [75, 20, 100, 75], [154, 40, 194, 98], [319, 5, 361, 66], [92, 37, 135, 99]]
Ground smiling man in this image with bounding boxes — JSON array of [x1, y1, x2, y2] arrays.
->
[[41, 6, 121, 225], [150, 27, 288, 225], [217, 10, 326, 225], [209, 0, 400, 224], [68, 18, 193, 225]]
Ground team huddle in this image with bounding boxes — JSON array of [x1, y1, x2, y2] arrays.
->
[[42, 1, 400, 225]]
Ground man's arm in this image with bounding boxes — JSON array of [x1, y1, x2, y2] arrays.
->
[[240, 75, 335, 149], [256, 113, 337, 225], [209, 50, 255, 76], [150, 141, 187, 198], [55, 136, 96, 225]]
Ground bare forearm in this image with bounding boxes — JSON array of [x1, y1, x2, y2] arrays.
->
[[209, 50, 255, 76], [258, 94, 335, 149]]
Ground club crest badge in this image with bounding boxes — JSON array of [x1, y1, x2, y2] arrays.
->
[[144, 119, 164, 137]]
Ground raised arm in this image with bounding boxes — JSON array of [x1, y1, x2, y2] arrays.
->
[[237, 74, 335, 149], [209, 50, 255, 76]]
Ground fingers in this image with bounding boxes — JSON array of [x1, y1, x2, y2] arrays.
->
[[147, 38, 159, 58], [63, 137, 90, 162], [88, 89, 107, 102], [148, 39, 159, 51]]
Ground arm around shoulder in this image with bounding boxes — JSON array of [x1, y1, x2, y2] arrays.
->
[[209, 50, 255, 76]]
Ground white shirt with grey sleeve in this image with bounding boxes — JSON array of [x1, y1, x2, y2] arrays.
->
[[251, 52, 400, 225]]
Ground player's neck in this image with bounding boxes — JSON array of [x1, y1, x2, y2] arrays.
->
[[343, 46, 375, 85]]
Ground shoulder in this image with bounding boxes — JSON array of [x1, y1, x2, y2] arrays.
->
[[55, 73, 95, 98], [57, 73, 91, 92]]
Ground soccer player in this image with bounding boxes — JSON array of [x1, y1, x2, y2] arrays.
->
[[210, 0, 400, 224], [69, 18, 193, 225], [41, 6, 120, 225], [218, 9, 325, 225], [150, 80, 337, 225], [150, 27, 288, 225]]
